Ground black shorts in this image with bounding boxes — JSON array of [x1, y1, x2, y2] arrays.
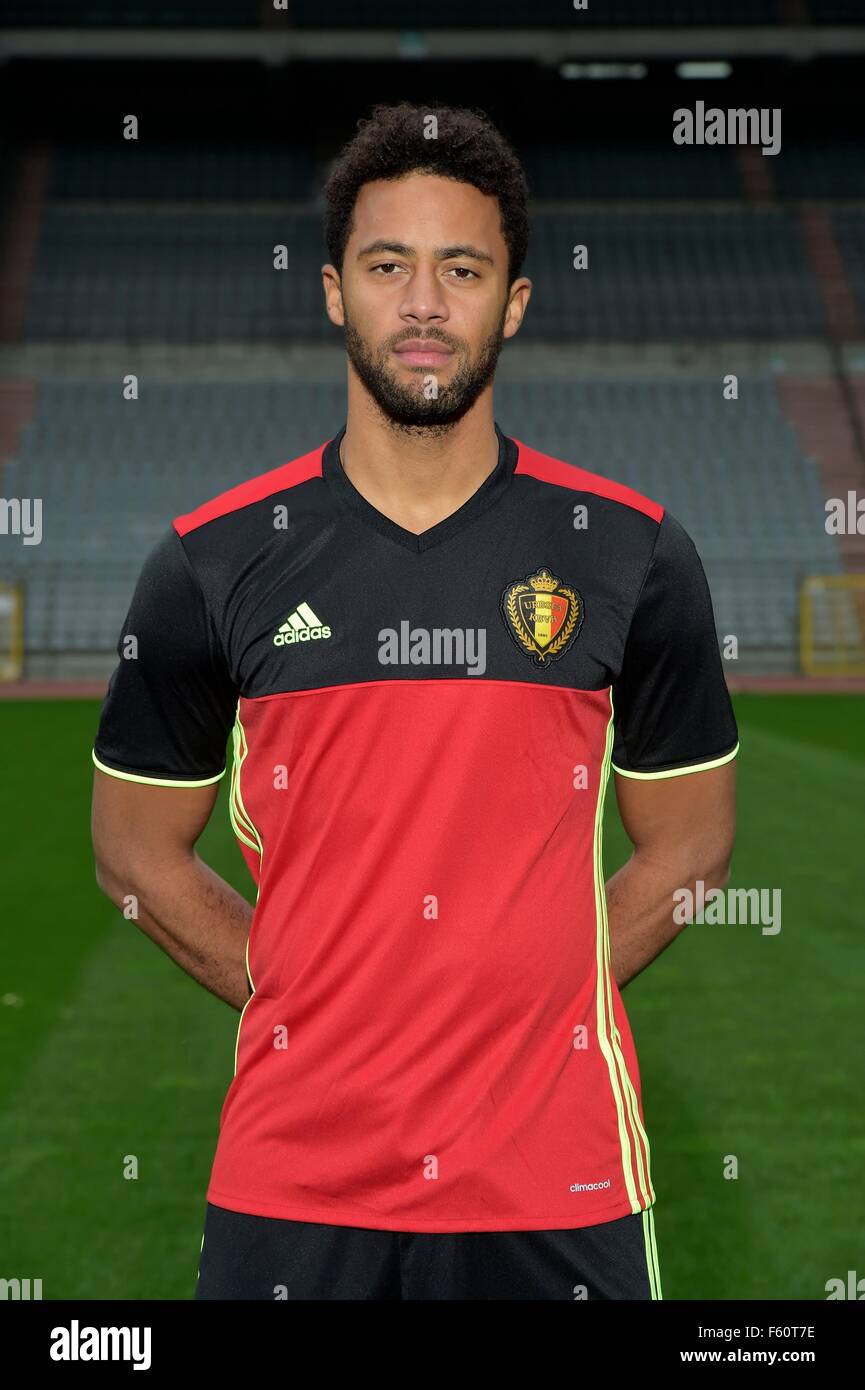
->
[[194, 1201, 663, 1300]]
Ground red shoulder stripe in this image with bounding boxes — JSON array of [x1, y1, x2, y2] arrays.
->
[[173, 443, 326, 537], [513, 439, 664, 523]]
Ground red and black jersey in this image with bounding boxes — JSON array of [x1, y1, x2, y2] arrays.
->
[[93, 423, 738, 1233]]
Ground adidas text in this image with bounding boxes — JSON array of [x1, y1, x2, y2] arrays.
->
[[274, 602, 331, 647]]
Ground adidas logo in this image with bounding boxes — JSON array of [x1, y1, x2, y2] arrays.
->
[[273, 602, 332, 647]]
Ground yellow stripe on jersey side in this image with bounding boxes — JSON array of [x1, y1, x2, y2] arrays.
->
[[228, 707, 263, 858], [593, 693, 653, 1213], [598, 693, 656, 1210], [92, 749, 226, 787], [612, 742, 739, 780], [606, 690, 657, 1204], [229, 703, 265, 1078], [604, 693, 656, 1204]]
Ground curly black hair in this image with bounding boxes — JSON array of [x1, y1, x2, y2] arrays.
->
[[323, 101, 530, 290]]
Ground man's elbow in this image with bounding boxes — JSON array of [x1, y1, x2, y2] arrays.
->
[[692, 838, 735, 893], [93, 848, 124, 904], [92, 835, 142, 908]]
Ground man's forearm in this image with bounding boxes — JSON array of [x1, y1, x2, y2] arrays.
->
[[604, 848, 730, 990], [95, 853, 254, 1011]]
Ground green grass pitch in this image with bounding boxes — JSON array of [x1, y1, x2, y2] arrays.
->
[[0, 694, 862, 1299]]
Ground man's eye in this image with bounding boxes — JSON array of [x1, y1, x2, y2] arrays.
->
[[370, 264, 477, 279]]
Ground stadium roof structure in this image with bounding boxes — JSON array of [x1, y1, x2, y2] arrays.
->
[[1, 0, 865, 63]]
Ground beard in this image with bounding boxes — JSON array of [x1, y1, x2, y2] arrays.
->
[[341, 301, 508, 438]]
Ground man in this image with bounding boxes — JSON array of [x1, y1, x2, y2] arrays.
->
[[91, 101, 737, 1301]]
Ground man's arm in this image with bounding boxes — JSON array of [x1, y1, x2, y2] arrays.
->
[[92, 770, 253, 1012], [90, 523, 247, 1007], [605, 759, 736, 990]]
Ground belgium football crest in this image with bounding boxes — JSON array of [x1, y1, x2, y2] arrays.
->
[[500, 566, 584, 667]]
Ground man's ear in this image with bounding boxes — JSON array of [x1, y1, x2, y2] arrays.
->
[[503, 276, 532, 342], [321, 264, 345, 329]]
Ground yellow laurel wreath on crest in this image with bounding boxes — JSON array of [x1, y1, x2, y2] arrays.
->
[[505, 583, 580, 663]]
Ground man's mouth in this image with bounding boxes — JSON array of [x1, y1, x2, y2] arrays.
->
[[393, 341, 455, 367]]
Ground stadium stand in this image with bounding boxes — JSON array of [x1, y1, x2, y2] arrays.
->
[[830, 212, 865, 325], [22, 209, 326, 342], [20, 207, 828, 343], [48, 143, 316, 203], [523, 143, 742, 201], [773, 141, 865, 201], [0, 374, 844, 669], [522, 210, 827, 340]]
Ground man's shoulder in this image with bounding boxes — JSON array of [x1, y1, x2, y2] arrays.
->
[[172, 438, 329, 539], [512, 436, 665, 525]]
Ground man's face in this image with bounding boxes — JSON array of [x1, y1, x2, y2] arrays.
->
[[325, 172, 529, 434]]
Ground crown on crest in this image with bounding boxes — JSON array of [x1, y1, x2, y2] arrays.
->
[[528, 569, 560, 593]]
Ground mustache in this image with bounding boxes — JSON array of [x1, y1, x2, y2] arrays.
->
[[390, 331, 460, 351]]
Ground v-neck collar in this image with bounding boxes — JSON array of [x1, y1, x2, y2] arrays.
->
[[321, 422, 519, 553]]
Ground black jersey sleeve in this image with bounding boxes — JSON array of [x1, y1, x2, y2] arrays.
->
[[92, 524, 238, 785], [611, 509, 739, 778]]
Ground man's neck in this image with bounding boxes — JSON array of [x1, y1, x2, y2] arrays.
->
[[338, 405, 500, 536]]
